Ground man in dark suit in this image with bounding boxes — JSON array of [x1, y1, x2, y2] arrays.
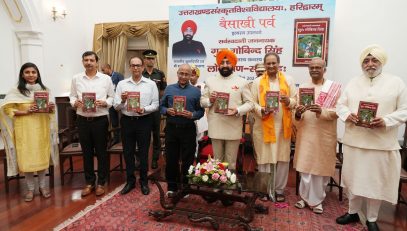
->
[[172, 20, 206, 59], [101, 64, 124, 144]]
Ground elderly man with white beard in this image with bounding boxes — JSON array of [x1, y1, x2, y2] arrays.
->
[[336, 44, 407, 231]]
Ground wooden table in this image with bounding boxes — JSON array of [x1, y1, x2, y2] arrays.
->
[[148, 166, 274, 230]]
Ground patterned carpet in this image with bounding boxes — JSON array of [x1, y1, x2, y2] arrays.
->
[[55, 185, 365, 231]]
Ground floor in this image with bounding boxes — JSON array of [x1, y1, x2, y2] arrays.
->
[[0, 153, 406, 231]]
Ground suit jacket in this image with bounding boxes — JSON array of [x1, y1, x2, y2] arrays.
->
[[201, 73, 253, 140]]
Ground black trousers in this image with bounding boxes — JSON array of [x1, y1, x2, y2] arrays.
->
[[121, 114, 152, 185], [165, 122, 197, 191], [109, 107, 120, 142], [77, 115, 109, 185], [151, 111, 161, 161]]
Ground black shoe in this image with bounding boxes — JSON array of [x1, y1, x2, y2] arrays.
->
[[221, 199, 234, 206], [141, 183, 150, 195], [151, 160, 158, 169], [366, 221, 380, 231], [336, 213, 360, 225], [120, 183, 135, 195]]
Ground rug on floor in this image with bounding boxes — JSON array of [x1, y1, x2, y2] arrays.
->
[[54, 185, 365, 231]]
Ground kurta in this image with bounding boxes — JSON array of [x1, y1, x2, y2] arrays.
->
[[250, 74, 297, 164], [336, 73, 407, 204], [3, 103, 51, 172], [293, 81, 338, 177], [201, 73, 253, 140]]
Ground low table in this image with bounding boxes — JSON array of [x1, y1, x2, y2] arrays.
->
[[148, 166, 275, 230]]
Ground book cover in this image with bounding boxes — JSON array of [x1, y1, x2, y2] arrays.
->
[[214, 92, 230, 114], [82, 92, 96, 113], [34, 91, 49, 113], [265, 91, 279, 113], [299, 88, 315, 106], [173, 95, 186, 115], [127, 91, 140, 112], [356, 101, 378, 128]]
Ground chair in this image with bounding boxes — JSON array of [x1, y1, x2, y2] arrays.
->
[[58, 127, 83, 185], [398, 123, 407, 205], [328, 141, 343, 201], [107, 127, 125, 174], [1, 148, 54, 193]]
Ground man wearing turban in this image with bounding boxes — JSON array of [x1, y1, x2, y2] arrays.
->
[[336, 45, 407, 231], [172, 20, 206, 59], [201, 49, 252, 173]]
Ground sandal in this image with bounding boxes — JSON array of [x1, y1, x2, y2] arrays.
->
[[39, 188, 51, 198], [295, 199, 306, 209], [276, 193, 286, 202], [312, 204, 323, 214], [24, 190, 34, 202]]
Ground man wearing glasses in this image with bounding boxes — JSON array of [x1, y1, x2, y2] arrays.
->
[[114, 56, 159, 195], [160, 64, 204, 196], [142, 49, 166, 169]]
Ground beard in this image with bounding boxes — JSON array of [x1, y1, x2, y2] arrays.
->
[[219, 67, 233, 77], [183, 34, 193, 41], [363, 66, 382, 78]]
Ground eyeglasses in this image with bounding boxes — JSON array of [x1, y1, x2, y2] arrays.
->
[[130, 64, 142, 68]]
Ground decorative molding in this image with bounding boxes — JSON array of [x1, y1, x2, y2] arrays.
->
[[3, 0, 23, 23], [15, 31, 43, 47]]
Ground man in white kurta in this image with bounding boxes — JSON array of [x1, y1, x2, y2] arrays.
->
[[336, 45, 407, 231], [250, 52, 297, 202], [293, 58, 341, 213], [201, 49, 252, 170]]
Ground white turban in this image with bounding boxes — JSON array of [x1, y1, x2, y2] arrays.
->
[[359, 44, 387, 66]]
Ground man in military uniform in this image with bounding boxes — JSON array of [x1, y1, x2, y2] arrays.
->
[[172, 20, 206, 59], [142, 49, 167, 169]]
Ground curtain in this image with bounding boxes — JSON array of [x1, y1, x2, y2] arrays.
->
[[93, 21, 169, 76]]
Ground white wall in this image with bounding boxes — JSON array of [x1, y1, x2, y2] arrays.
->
[[0, 0, 406, 136]]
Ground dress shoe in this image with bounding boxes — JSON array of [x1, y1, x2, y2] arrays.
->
[[95, 185, 105, 196], [336, 213, 360, 225], [151, 160, 158, 169], [120, 183, 135, 195], [141, 183, 150, 195], [366, 221, 380, 231], [81, 185, 95, 197]]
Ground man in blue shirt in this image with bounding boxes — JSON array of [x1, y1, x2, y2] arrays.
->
[[101, 63, 124, 144], [160, 64, 204, 195]]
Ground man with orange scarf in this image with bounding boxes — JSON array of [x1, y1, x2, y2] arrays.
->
[[249, 52, 297, 202], [201, 49, 252, 170]]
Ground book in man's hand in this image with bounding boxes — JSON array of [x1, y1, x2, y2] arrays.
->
[[82, 92, 96, 113], [299, 88, 315, 106], [34, 91, 49, 113], [127, 92, 140, 112], [214, 92, 230, 114], [173, 95, 186, 115], [265, 91, 279, 113], [356, 101, 378, 128]]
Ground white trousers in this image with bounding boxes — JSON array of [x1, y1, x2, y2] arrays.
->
[[348, 191, 382, 222], [299, 172, 330, 207], [25, 170, 47, 191], [258, 161, 289, 195]]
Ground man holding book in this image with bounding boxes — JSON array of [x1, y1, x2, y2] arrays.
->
[[114, 56, 159, 195], [249, 52, 297, 202], [200, 49, 252, 170], [69, 51, 115, 197], [160, 64, 204, 195], [293, 57, 341, 214], [336, 45, 407, 231]]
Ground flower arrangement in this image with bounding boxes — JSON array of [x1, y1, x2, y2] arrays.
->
[[187, 156, 237, 187]]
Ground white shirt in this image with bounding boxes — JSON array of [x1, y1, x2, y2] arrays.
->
[[114, 76, 159, 116], [69, 71, 115, 117]]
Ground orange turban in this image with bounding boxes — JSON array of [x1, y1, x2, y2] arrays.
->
[[181, 20, 197, 34], [216, 49, 237, 67]]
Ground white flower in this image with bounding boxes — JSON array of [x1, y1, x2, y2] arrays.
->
[[188, 165, 194, 175], [230, 173, 236, 183], [202, 175, 209, 182], [226, 169, 231, 178], [196, 163, 201, 169]]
